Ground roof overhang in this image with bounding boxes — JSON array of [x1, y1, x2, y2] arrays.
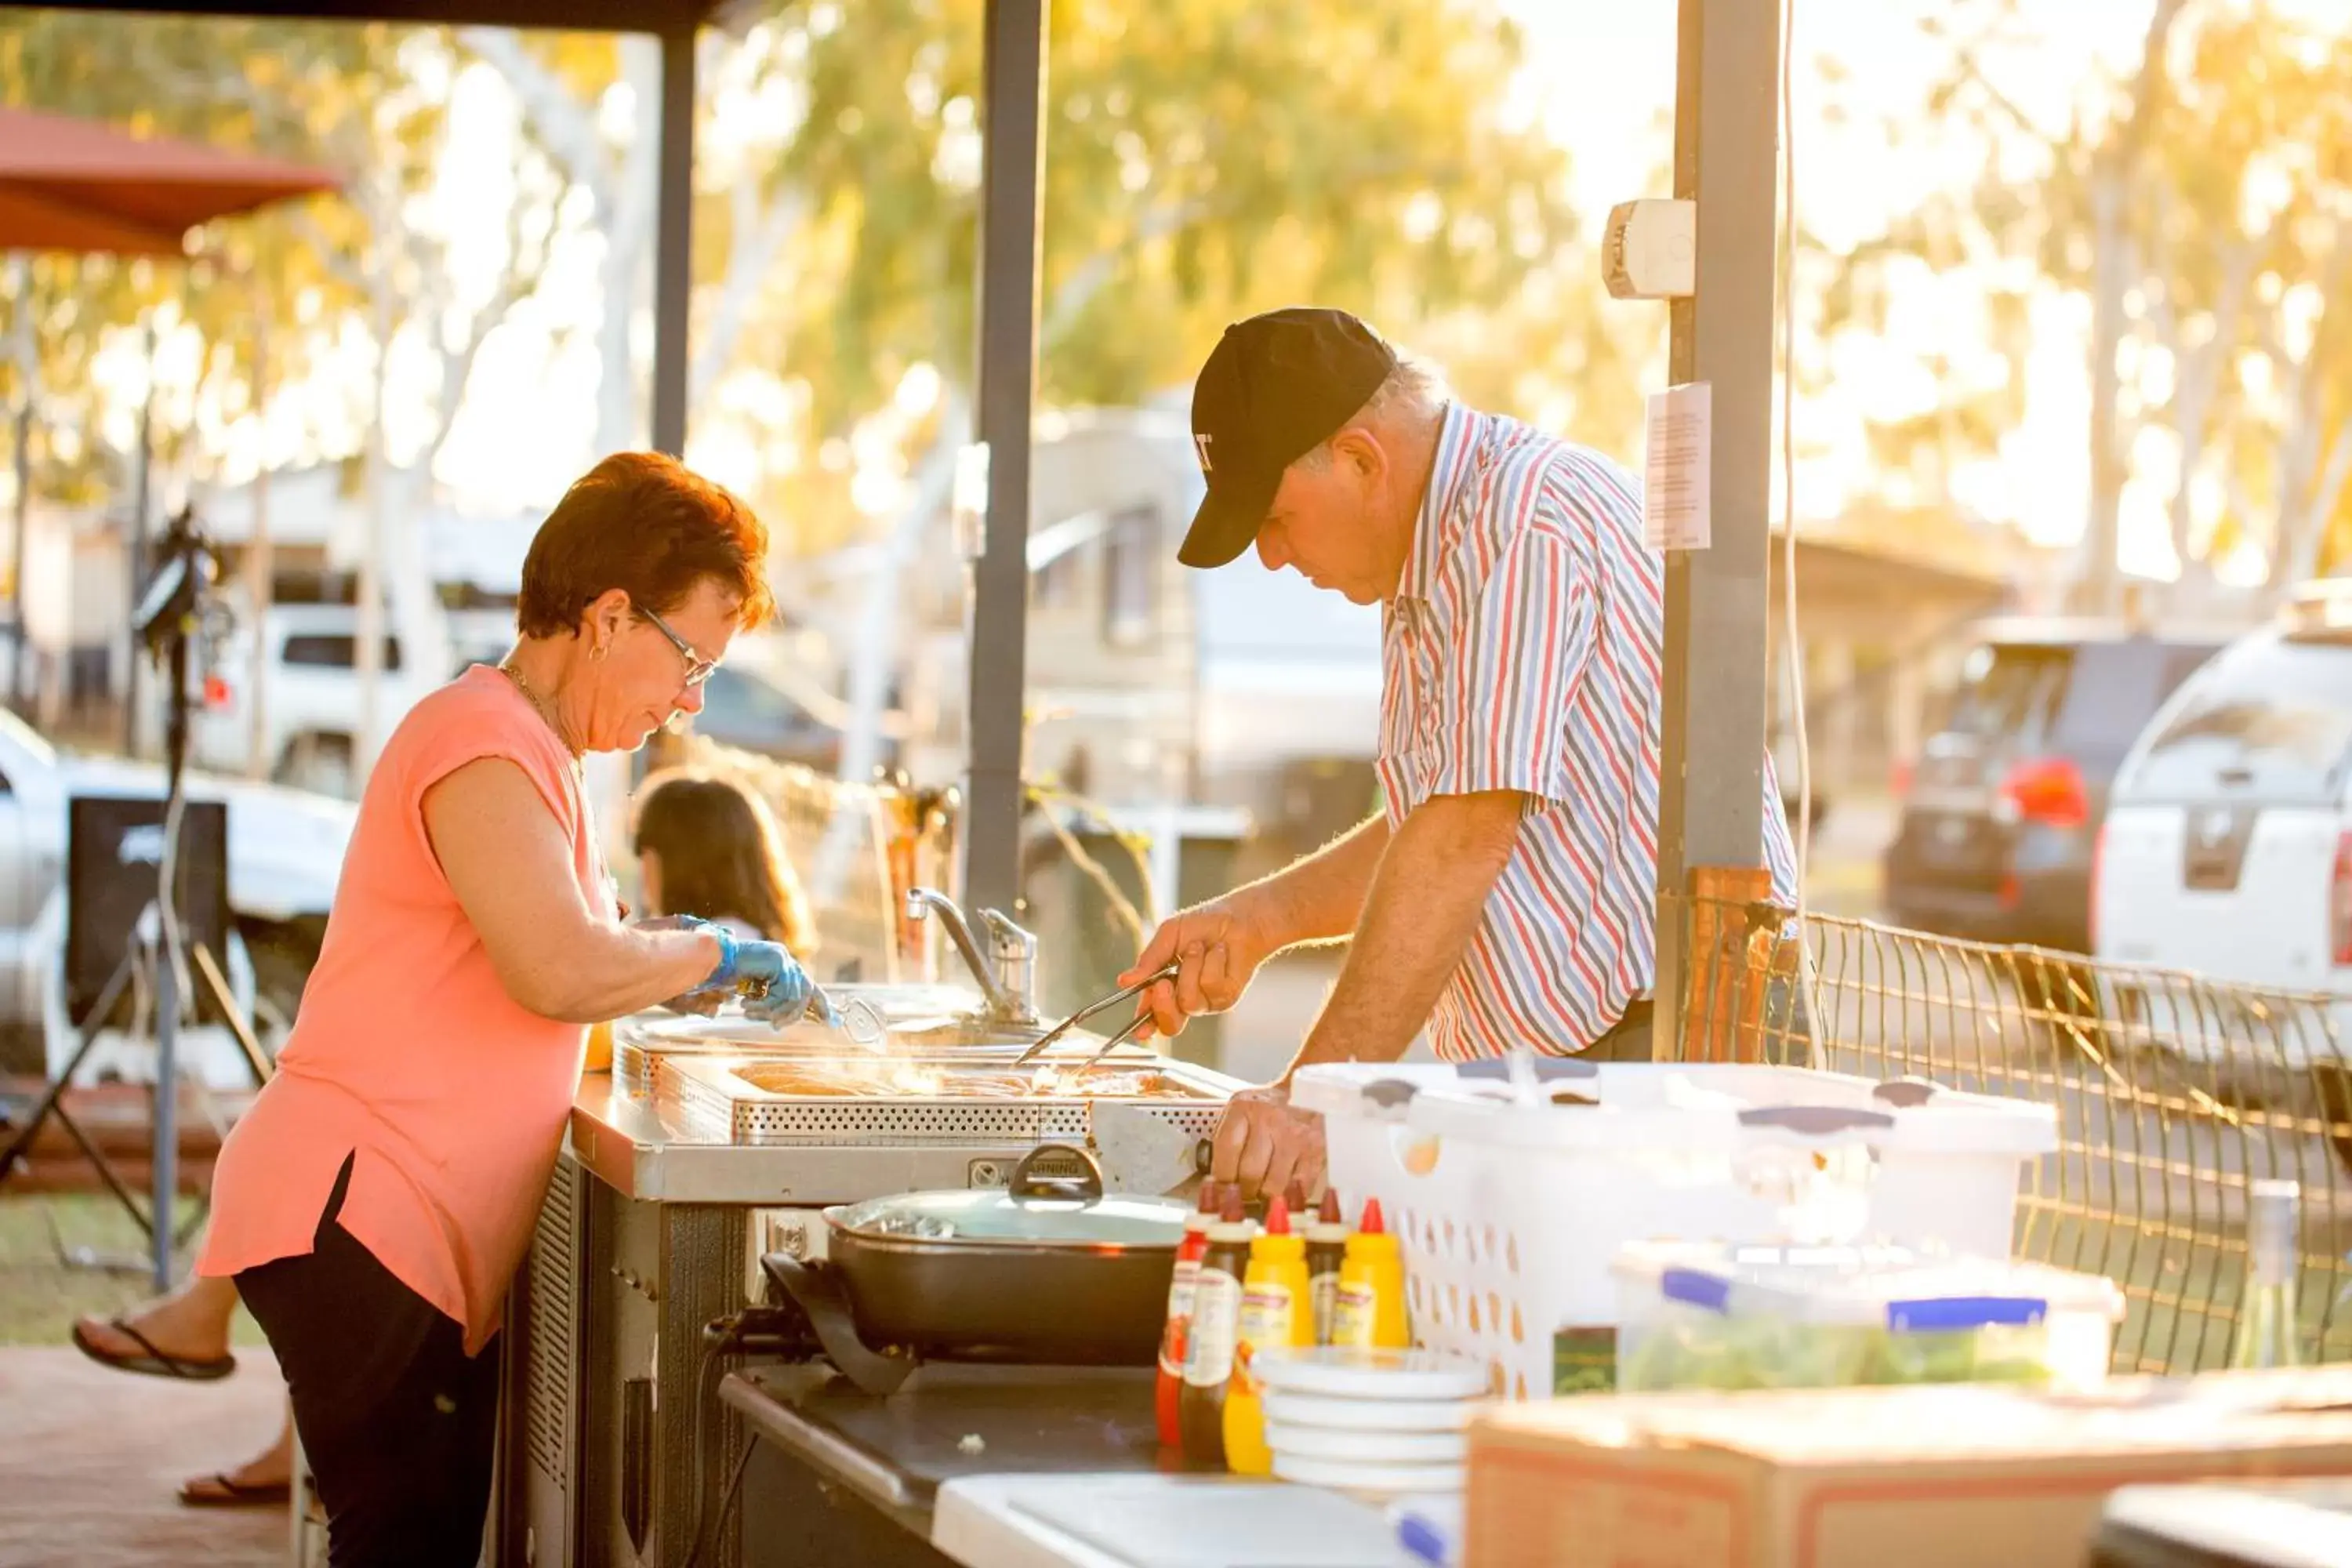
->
[[16, 0, 731, 35]]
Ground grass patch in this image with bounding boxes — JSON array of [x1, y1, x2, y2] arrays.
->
[[0, 1195, 267, 1348]]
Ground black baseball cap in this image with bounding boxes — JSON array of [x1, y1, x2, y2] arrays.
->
[[1177, 307, 1399, 568]]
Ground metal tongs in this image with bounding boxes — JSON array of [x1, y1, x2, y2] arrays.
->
[[1012, 960, 1180, 1068]]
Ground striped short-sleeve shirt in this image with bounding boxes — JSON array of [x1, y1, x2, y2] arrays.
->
[[1374, 402, 1801, 1060]]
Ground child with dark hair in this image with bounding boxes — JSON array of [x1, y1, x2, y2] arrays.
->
[[631, 768, 816, 954]]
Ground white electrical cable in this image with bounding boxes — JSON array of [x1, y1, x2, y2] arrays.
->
[[1780, 0, 1807, 903], [1778, 0, 1830, 1069]]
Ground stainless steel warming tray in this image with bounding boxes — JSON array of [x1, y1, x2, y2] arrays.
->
[[655, 1052, 1236, 1149]]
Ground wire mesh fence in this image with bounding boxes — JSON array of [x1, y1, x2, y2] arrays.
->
[[1672, 893, 2352, 1376]]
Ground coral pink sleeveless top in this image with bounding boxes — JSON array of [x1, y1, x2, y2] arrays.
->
[[200, 666, 615, 1353]]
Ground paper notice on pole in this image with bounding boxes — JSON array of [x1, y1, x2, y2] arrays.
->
[[1643, 383, 1712, 551]]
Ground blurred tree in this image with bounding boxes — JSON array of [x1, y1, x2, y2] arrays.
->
[[459, 0, 1604, 546], [0, 15, 370, 503], [1813, 0, 2185, 602], [619, 0, 1586, 829], [2072, 0, 2190, 607], [450, 0, 1602, 812], [0, 12, 575, 764], [1826, 0, 2352, 604], [793, 0, 1591, 804], [771, 0, 1581, 429], [2241, 46, 2352, 592], [11, 2, 1606, 533], [0, 15, 573, 497]]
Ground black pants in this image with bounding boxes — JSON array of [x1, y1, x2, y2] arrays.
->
[[1578, 991, 1806, 1065], [235, 1155, 501, 1568], [1578, 998, 1657, 1061]]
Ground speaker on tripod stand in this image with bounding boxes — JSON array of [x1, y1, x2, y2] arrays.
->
[[66, 796, 231, 1032], [0, 506, 263, 1290]]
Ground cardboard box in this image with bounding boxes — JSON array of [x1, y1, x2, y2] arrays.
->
[[1466, 1369, 2352, 1568]]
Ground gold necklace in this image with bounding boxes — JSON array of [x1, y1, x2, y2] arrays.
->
[[498, 660, 585, 761]]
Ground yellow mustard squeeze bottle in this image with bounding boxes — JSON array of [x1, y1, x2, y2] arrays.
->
[[1330, 1197, 1409, 1350], [1223, 1196, 1310, 1475]]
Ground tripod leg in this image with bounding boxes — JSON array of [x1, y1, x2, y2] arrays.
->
[[0, 1072, 81, 1185], [191, 941, 272, 1087], [0, 954, 140, 1189], [49, 1102, 156, 1238]]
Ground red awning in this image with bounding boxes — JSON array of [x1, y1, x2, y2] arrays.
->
[[0, 106, 340, 256]]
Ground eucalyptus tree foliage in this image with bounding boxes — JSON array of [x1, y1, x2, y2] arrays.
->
[[771, 0, 1581, 427], [1820, 0, 2351, 596], [0, 13, 571, 503], [466, 1, 1604, 539]]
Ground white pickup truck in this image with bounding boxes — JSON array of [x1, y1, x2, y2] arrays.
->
[[191, 602, 448, 797], [0, 704, 354, 1073]]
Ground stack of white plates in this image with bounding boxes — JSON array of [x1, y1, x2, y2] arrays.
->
[[1253, 1348, 1488, 1500]]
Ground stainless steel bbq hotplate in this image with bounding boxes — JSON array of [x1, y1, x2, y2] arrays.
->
[[655, 1052, 1232, 1149]]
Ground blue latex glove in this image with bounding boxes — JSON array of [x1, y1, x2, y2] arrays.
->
[[720, 937, 828, 1028], [655, 915, 831, 1027]]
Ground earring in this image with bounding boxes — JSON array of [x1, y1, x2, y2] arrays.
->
[[593, 641, 609, 662]]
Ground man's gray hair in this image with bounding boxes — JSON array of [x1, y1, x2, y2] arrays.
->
[[1297, 350, 1450, 469], [1359, 351, 1451, 423]]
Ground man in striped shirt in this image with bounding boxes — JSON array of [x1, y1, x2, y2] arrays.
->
[[1125, 307, 1799, 1199]]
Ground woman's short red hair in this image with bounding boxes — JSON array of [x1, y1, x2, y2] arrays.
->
[[517, 452, 775, 639]]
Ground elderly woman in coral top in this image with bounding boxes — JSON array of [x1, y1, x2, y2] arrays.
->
[[198, 452, 818, 1566]]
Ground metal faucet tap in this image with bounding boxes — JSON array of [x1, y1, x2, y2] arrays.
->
[[903, 887, 1035, 1022], [978, 907, 1038, 1023]]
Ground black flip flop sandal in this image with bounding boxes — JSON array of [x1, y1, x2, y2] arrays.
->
[[179, 1473, 292, 1509], [71, 1318, 237, 1381]]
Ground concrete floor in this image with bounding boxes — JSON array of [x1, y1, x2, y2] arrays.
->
[[0, 1346, 289, 1568]]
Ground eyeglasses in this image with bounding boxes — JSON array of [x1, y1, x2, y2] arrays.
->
[[637, 606, 720, 688]]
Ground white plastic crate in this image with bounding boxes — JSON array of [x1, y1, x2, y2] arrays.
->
[[1291, 1060, 2058, 1401]]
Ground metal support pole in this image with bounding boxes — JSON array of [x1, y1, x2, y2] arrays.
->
[[245, 300, 272, 781], [6, 252, 30, 714], [1650, 0, 1784, 1059], [630, 24, 700, 793], [649, 27, 697, 460], [9, 399, 27, 712], [152, 625, 190, 1293], [959, 0, 1047, 916], [125, 321, 156, 757]]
